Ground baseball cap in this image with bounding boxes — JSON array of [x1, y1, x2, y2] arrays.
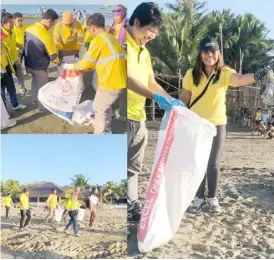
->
[[199, 36, 220, 52], [72, 191, 78, 196]]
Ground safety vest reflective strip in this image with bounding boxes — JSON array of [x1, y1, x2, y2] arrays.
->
[[59, 22, 78, 43], [1, 69, 6, 73], [82, 33, 126, 65]]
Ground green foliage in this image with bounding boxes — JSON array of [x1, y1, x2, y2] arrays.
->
[[2, 179, 22, 196], [70, 173, 91, 191], [148, 0, 274, 76]]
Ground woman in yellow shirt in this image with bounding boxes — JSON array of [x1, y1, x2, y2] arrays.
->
[[64, 191, 80, 237], [3, 193, 13, 218], [180, 36, 272, 214], [108, 5, 127, 47]]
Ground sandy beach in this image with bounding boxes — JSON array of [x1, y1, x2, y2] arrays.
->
[[1, 205, 127, 259], [1, 17, 97, 134], [128, 122, 274, 259]]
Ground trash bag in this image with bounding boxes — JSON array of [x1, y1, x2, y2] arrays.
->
[[1, 96, 10, 128], [74, 100, 95, 126], [77, 208, 85, 221], [137, 107, 217, 253], [38, 69, 84, 124], [55, 208, 64, 222]]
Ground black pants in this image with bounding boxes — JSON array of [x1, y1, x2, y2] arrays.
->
[[197, 125, 226, 198], [5, 206, 10, 218], [20, 209, 31, 229]]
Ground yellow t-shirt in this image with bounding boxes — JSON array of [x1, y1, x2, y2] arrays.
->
[[2, 27, 18, 63], [67, 199, 80, 210], [3, 196, 12, 207], [20, 193, 29, 210], [1, 43, 16, 74], [183, 67, 236, 126], [46, 194, 58, 209], [127, 32, 153, 122], [13, 24, 28, 50], [255, 112, 262, 121]]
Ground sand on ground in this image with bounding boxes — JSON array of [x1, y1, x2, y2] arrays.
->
[[1, 17, 97, 134], [128, 122, 274, 259], [1, 205, 127, 259]]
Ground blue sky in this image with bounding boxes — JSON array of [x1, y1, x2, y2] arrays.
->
[[2, 0, 127, 5], [128, 0, 274, 39], [1, 135, 127, 186]]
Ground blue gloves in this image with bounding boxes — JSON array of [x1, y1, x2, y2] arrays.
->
[[154, 93, 172, 110], [171, 98, 185, 107], [153, 94, 185, 110]]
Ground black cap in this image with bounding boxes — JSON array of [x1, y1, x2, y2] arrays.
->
[[199, 36, 220, 52], [42, 9, 59, 20]]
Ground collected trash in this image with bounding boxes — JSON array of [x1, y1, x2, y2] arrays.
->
[[137, 107, 217, 253], [38, 68, 94, 126]]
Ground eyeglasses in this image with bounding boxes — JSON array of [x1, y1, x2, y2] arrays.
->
[[112, 9, 122, 13]]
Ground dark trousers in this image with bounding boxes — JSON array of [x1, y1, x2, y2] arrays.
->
[[1, 66, 19, 108], [20, 209, 31, 229], [197, 125, 226, 198], [65, 214, 78, 235], [5, 206, 10, 218]]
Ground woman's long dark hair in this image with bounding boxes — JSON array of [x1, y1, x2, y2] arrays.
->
[[90, 187, 98, 197], [192, 51, 224, 86]]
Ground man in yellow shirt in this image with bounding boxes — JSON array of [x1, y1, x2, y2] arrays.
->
[[45, 189, 58, 222], [54, 12, 84, 74], [13, 13, 28, 57], [24, 9, 60, 112], [19, 188, 31, 232], [3, 193, 13, 218], [2, 13, 28, 95], [1, 29, 27, 111], [126, 3, 183, 222], [66, 13, 127, 134]]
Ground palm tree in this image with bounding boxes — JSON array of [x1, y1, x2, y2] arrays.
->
[[148, 0, 209, 75], [70, 173, 91, 191]]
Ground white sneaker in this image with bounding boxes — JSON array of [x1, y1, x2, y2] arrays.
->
[[75, 234, 80, 237], [1, 119, 17, 130], [13, 104, 27, 110], [189, 198, 206, 213], [64, 230, 68, 234], [207, 197, 222, 213]]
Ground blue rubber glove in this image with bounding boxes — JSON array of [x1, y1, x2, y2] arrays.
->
[[171, 98, 185, 107], [154, 93, 173, 110]]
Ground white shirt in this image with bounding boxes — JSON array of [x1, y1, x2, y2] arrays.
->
[[89, 195, 98, 205]]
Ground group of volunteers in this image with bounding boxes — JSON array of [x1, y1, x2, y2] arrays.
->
[[2, 186, 100, 237], [126, 2, 273, 222], [1, 5, 128, 134], [252, 108, 274, 139]]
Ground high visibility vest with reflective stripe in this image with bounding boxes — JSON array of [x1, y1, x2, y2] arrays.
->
[[76, 32, 126, 90], [54, 21, 84, 51]]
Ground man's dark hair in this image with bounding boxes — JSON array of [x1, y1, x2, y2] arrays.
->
[[86, 13, 105, 28], [14, 12, 23, 19], [7, 193, 10, 196], [1, 13, 14, 25], [129, 2, 163, 28], [23, 188, 29, 193], [42, 9, 59, 21], [52, 188, 56, 192]]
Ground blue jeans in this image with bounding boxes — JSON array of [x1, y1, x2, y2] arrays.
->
[[65, 215, 78, 235], [1, 66, 19, 108]]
